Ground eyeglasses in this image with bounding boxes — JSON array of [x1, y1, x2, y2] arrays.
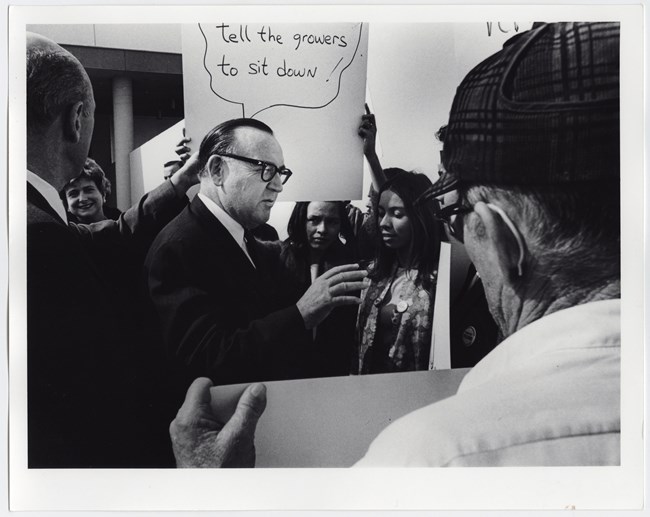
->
[[217, 152, 293, 185], [433, 198, 526, 277], [431, 196, 473, 242]]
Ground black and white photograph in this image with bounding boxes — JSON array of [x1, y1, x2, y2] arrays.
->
[[5, 3, 646, 512]]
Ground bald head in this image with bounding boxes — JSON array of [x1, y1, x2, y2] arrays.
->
[[27, 31, 63, 53], [27, 32, 96, 188], [27, 31, 93, 134]]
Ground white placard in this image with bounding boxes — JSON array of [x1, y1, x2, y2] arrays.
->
[[181, 22, 368, 202], [430, 241, 451, 370], [129, 120, 185, 203], [210, 368, 469, 467]]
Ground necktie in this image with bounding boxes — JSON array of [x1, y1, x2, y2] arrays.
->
[[243, 230, 258, 268]]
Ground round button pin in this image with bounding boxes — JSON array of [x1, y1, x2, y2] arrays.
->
[[396, 300, 409, 313], [462, 326, 477, 347]]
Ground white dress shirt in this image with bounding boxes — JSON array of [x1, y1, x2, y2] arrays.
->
[[197, 193, 255, 267], [27, 170, 69, 224], [356, 299, 621, 466]]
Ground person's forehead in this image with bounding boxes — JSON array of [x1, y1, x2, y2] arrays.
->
[[307, 202, 340, 218], [67, 177, 96, 191], [380, 189, 404, 207], [231, 126, 283, 165]]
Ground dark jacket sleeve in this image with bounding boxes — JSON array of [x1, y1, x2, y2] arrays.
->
[[145, 230, 311, 385], [69, 180, 188, 280], [71, 180, 187, 252]]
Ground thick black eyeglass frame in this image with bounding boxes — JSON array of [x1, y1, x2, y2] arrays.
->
[[431, 198, 473, 242], [217, 152, 293, 185], [415, 165, 473, 242]]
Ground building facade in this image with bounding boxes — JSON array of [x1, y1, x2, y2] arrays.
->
[[28, 24, 185, 209]]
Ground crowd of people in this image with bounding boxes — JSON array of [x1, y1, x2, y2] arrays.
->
[[25, 21, 621, 469]]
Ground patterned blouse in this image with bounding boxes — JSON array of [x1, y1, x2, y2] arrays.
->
[[355, 264, 436, 374]]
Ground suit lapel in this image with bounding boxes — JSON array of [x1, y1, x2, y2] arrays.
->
[[27, 182, 112, 292], [189, 196, 288, 314], [243, 234, 279, 305], [189, 195, 260, 278], [27, 182, 68, 225]]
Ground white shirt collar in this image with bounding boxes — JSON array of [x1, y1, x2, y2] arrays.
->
[[27, 169, 69, 224], [458, 298, 621, 393], [197, 192, 255, 267]]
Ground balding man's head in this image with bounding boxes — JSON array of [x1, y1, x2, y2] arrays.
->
[[27, 32, 94, 134], [27, 32, 96, 187]]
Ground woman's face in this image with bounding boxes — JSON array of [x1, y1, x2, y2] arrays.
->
[[65, 177, 105, 223], [378, 189, 412, 250], [305, 202, 342, 251]]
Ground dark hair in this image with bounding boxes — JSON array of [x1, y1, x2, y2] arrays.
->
[[198, 118, 274, 175], [372, 169, 443, 289], [286, 201, 354, 251], [59, 158, 111, 206], [366, 167, 404, 229], [27, 46, 92, 132]]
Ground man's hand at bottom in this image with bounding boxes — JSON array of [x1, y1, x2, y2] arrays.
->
[[170, 377, 267, 468]]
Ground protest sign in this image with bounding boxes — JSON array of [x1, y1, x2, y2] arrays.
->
[[211, 368, 469, 467], [182, 23, 368, 201], [129, 120, 185, 204]]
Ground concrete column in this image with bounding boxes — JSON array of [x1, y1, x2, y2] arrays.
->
[[112, 76, 134, 209]]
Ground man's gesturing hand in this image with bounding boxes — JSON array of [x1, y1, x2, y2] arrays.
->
[[170, 377, 267, 468], [296, 263, 368, 329]]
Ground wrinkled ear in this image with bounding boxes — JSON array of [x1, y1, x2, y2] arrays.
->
[[473, 201, 525, 283], [206, 155, 224, 186], [63, 101, 85, 143]]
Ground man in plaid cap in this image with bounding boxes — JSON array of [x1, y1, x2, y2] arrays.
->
[[170, 22, 621, 467], [355, 21, 620, 466]]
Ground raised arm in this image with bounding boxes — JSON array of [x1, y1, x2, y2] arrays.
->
[[358, 106, 386, 192], [72, 151, 200, 256]]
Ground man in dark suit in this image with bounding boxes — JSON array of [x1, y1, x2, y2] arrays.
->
[[145, 119, 367, 395], [26, 32, 199, 467]]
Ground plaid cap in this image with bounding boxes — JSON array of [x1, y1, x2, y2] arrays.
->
[[429, 22, 620, 198]]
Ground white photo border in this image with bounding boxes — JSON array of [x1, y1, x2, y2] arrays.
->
[[6, 3, 645, 512]]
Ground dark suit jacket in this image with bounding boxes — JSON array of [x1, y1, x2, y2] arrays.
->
[[27, 179, 186, 468], [277, 239, 358, 377], [145, 195, 317, 393]]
